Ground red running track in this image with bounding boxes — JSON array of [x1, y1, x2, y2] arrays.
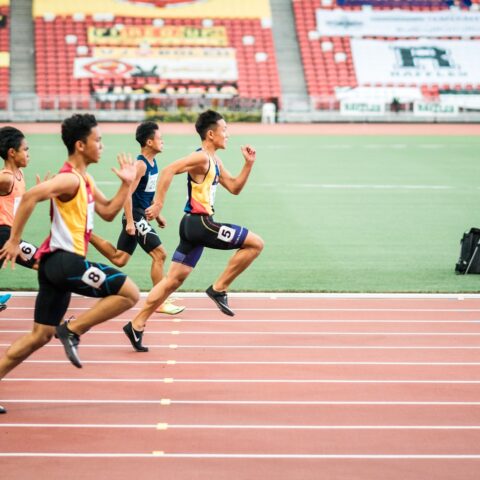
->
[[1, 294, 480, 480]]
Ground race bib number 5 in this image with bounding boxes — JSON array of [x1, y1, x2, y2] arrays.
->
[[81, 266, 106, 289], [217, 225, 236, 243]]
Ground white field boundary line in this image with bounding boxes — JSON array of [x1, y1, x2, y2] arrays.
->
[[5, 378, 480, 384], [21, 360, 480, 366], [2, 318, 480, 324], [4, 343, 480, 350], [6, 292, 480, 299], [4, 330, 480, 336], [3, 399, 480, 406], [2, 423, 480, 431], [2, 453, 480, 459]]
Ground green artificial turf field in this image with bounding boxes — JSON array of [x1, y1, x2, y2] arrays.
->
[[1, 132, 480, 292]]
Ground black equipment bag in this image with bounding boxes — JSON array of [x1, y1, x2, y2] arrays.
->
[[455, 228, 480, 274]]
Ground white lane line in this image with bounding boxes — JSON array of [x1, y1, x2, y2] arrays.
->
[[2, 318, 480, 324], [21, 360, 480, 366], [3, 330, 480, 336], [6, 291, 480, 299], [1, 453, 480, 459], [2, 423, 480, 430], [5, 378, 480, 384], [3, 344, 480, 350], [3, 399, 480, 406]]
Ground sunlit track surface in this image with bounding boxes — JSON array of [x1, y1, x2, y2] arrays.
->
[[1, 294, 480, 479]]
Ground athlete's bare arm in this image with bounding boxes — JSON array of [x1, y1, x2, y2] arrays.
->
[[145, 151, 209, 221], [0, 173, 80, 266], [94, 154, 136, 221], [0, 171, 14, 196], [218, 145, 256, 195]]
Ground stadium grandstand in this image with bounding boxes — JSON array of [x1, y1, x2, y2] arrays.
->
[[0, 0, 479, 121]]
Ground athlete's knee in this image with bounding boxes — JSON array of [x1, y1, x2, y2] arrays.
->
[[246, 232, 264, 255], [119, 278, 140, 307], [150, 246, 167, 264], [30, 325, 55, 349]]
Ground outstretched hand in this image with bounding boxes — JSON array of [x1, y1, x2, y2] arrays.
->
[[35, 171, 52, 185], [0, 239, 20, 270], [112, 153, 136, 185], [241, 145, 256, 165]]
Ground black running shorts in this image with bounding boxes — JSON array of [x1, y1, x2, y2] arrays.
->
[[34, 250, 127, 326], [172, 214, 249, 268], [116, 208, 162, 256]]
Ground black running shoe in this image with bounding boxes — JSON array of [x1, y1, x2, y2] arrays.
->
[[54, 315, 75, 339], [206, 285, 235, 316], [55, 323, 82, 368], [123, 322, 149, 352], [0, 304, 6, 313], [0, 405, 6, 414]]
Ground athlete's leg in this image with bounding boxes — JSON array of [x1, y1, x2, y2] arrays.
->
[[213, 231, 264, 291], [67, 278, 139, 336], [148, 244, 167, 285], [90, 232, 131, 267], [132, 262, 192, 331], [0, 323, 55, 379]]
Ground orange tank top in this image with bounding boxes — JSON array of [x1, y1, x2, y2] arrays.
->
[[0, 168, 26, 227]]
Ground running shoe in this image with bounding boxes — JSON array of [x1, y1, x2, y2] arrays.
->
[[0, 405, 6, 414], [155, 298, 185, 315], [206, 285, 235, 316], [0, 294, 12, 304], [0, 304, 6, 313], [123, 321, 149, 352], [55, 323, 82, 368]]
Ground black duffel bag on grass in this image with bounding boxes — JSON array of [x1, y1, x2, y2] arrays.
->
[[455, 228, 480, 274]]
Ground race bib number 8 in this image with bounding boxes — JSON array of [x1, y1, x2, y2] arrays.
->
[[19, 241, 37, 261], [81, 266, 106, 289], [217, 225, 236, 243]]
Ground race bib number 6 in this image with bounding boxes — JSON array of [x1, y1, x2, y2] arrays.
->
[[19, 241, 37, 261], [81, 266, 106, 289]]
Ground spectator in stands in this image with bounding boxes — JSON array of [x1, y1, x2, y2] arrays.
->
[[121, 110, 264, 352], [89, 121, 185, 317], [0, 114, 140, 397]]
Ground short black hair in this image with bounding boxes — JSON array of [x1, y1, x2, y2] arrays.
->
[[0, 126, 25, 160], [135, 121, 159, 147], [195, 110, 224, 140], [61, 113, 98, 155]]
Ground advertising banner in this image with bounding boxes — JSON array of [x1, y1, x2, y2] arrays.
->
[[340, 100, 386, 116], [88, 25, 228, 47], [413, 102, 459, 117], [74, 47, 238, 81], [316, 10, 480, 37], [351, 39, 480, 86]]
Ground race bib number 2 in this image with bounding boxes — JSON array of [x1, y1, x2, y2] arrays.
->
[[81, 266, 106, 289], [135, 218, 152, 236]]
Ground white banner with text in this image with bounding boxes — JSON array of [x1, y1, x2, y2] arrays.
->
[[351, 39, 480, 86], [316, 10, 480, 37]]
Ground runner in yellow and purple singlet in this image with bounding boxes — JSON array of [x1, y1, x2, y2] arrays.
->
[[121, 110, 264, 352]]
